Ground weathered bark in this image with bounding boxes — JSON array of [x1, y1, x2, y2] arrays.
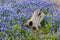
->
[[24, 9, 45, 30]]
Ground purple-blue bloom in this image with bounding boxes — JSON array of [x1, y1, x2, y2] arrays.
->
[[0, 0, 60, 40]]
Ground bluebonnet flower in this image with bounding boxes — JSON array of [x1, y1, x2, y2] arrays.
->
[[56, 27, 60, 36], [58, 27, 60, 32], [3, 17, 6, 21], [0, 0, 60, 40], [8, 16, 14, 21], [52, 21, 55, 26]]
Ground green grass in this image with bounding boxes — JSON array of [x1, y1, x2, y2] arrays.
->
[[0, 17, 60, 40]]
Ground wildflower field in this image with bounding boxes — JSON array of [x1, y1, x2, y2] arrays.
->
[[0, 0, 60, 40]]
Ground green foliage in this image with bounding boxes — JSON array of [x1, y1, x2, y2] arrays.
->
[[40, 21, 52, 34], [0, 31, 5, 38], [14, 17, 18, 24], [7, 24, 21, 40], [22, 16, 27, 24], [40, 17, 53, 34], [6, 22, 58, 40], [12, 24, 21, 33], [54, 19, 60, 32], [50, 34, 57, 40], [6, 24, 35, 40], [16, 9, 22, 14], [6, 15, 59, 40], [10, 20, 13, 25], [41, 18, 46, 27]]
